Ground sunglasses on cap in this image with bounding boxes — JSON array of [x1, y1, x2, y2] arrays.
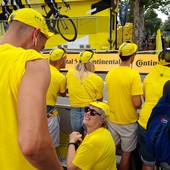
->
[[158, 49, 170, 62], [80, 50, 94, 62], [84, 106, 101, 116]]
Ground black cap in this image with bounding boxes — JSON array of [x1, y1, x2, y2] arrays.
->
[[158, 48, 170, 62]]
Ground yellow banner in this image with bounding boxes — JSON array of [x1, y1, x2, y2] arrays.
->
[[132, 54, 158, 73], [44, 53, 159, 74]]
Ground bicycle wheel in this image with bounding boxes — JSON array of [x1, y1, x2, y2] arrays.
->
[[57, 15, 77, 42]]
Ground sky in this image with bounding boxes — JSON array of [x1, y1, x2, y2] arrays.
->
[[155, 10, 169, 22]]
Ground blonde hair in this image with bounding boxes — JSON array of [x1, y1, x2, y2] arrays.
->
[[74, 61, 95, 80]]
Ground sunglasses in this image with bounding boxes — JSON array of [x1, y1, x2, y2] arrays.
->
[[84, 106, 101, 116]]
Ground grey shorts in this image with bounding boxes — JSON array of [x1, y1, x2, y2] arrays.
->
[[48, 114, 60, 147], [108, 121, 137, 152]]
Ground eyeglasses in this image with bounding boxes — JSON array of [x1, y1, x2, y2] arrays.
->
[[84, 106, 101, 116]]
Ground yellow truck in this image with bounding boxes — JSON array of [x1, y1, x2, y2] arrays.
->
[[0, 0, 126, 50]]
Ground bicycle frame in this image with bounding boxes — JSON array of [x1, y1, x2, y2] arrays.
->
[[42, 3, 77, 42]]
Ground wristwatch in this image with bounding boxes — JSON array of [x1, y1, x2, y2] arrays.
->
[[68, 142, 78, 150]]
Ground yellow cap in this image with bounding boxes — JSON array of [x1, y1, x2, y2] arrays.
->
[[118, 42, 138, 56], [90, 101, 110, 118], [79, 50, 95, 64], [8, 8, 53, 39], [49, 48, 66, 61]]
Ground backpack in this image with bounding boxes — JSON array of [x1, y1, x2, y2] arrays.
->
[[145, 93, 170, 165]]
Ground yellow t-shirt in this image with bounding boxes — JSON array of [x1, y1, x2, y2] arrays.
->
[[106, 66, 143, 124], [73, 128, 117, 170], [46, 65, 66, 115], [66, 69, 103, 107], [0, 44, 44, 170], [138, 64, 170, 129]]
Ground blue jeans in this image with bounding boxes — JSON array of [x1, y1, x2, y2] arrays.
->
[[137, 124, 170, 168], [47, 105, 56, 114], [137, 124, 156, 165], [70, 107, 85, 133]]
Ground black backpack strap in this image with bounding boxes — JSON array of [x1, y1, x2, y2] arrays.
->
[[168, 122, 170, 140]]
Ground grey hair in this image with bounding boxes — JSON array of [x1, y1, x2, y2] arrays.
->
[[99, 109, 108, 128]]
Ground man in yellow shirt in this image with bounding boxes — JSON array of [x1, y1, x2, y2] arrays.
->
[[0, 8, 63, 170], [137, 48, 170, 170], [106, 42, 143, 170], [46, 47, 67, 148]]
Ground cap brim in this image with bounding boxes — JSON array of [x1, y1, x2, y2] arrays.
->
[[90, 102, 102, 110], [44, 32, 54, 39]]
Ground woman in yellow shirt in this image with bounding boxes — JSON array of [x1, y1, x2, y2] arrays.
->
[[66, 50, 104, 134]]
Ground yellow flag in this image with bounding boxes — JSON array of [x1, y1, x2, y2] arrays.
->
[[156, 29, 162, 54]]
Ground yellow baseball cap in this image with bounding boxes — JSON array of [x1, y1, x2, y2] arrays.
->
[[49, 48, 67, 61], [8, 8, 53, 39], [118, 42, 138, 56], [90, 101, 110, 118], [79, 50, 95, 64]]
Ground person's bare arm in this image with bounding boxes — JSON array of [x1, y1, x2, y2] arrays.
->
[[18, 59, 63, 170], [67, 144, 79, 170], [132, 95, 142, 109], [67, 132, 82, 170], [58, 76, 67, 97]]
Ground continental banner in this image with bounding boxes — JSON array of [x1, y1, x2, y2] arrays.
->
[[44, 53, 158, 74]]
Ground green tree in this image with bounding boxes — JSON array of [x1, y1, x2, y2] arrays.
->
[[161, 16, 170, 48], [118, 0, 169, 49], [144, 9, 162, 36], [161, 16, 170, 31]]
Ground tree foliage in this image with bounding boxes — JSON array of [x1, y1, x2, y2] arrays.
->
[[119, 0, 169, 23], [144, 9, 162, 36], [118, 0, 169, 46], [161, 17, 170, 31], [134, 0, 170, 18], [142, 0, 170, 15], [161, 16, 170, 48]]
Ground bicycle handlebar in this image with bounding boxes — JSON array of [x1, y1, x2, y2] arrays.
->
[[41, 0, 71, 16], [62, 0, 71, 10]]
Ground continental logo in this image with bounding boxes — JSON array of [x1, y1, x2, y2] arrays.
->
[[93, 59, 121, 65], [136, 60, 158, 67], [66, 59, 121, 65]]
